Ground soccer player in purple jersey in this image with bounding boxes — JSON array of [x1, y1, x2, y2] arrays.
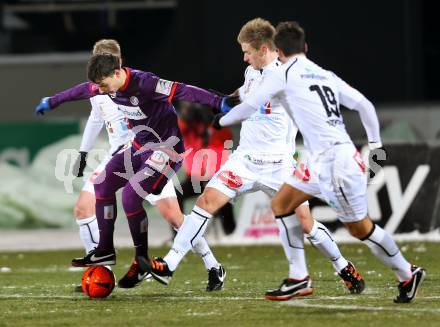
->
[[35, 53, 237, 278]]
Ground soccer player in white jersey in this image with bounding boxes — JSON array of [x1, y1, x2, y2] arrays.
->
[[141, 18, 366, 300], [214, 21, 426, 303], [54, 39, 224, 292]]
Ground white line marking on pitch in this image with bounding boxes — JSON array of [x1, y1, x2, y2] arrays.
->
[[0, 294, 262, 301], [282, 300, 440, 313]]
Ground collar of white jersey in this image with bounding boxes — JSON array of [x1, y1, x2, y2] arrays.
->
[[260, 58, 281, 72], [283, 53, 306, 65]]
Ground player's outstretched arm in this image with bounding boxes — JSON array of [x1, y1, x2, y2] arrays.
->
[[213, 102, 257, 129], [150, 76, 238, 113], [79, 105, 104, 153], [208, 88, 241, 113], [35, 82, 99, 115], [213, 68, 283, 129]]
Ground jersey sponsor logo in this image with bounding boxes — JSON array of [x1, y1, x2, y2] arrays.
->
[[155, 79, 174, 96], [326, 119, 344, 127], [218, 171, 243, 189], [301, 67, 327, 80], [118, 105, 147, 120], [244, 154, 283, 165], [300, 73, 327, 80], [130, 96, 139, 106]]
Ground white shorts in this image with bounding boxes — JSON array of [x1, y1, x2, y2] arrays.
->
[[82, 153, 176, 206], [286, 143, 367, 222], [206, 150, 308, 206], [144, 179, 177, 205]]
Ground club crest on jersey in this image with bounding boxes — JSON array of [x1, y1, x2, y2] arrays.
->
[[260, 101, 271, 114], [130, 96, 139, 106], [218, 171, 243, 189]]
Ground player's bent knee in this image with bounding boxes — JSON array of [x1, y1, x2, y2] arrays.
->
[[162, 208, 182, 228], [74, 205, 94, 219], [94, 181, 108, 197], [195, 191, 214, 211], [295, 206, 312, 223], [74, 205, 84, 219], [345, 216, 373, 239]]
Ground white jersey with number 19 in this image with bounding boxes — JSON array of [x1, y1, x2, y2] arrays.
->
[[245, 55, 365, 157]]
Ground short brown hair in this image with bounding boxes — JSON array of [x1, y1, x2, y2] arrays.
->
[[274, 21, 306, 56], [237, 18, 276, 51], [87, 53, 120, 83], [92, 39, 121, 57]]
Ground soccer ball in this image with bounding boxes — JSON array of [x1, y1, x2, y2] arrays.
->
[[81, 265, 115, 298]]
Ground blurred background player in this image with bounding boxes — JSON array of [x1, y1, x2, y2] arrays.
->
[[177, 101, 236, 235], [216, 21, 426, 303], [35, 40, 233, 292], [142, 18, 365, 300]]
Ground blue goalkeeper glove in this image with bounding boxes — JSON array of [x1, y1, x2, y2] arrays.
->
[[35, 97, 52, 115], [220, 96, 240, 113]]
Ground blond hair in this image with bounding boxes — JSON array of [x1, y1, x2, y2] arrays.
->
[[92, 39, 121, 57], [237, 18, 276, 50]]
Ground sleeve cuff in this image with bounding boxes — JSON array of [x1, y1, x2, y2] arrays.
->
[[368, 142, 383, 150]]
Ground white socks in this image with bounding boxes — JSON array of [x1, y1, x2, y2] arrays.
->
[[192, 237, 219, 270], [175, 223, 219, 270], [276, 214, 308, 279], [305, 220, 349, 272], [361, 224, 412, 282], [164, 206, 212, 271], [76, 215, 99, 253]]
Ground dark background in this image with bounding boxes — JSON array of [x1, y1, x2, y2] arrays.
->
[[1, 0, 438, 103]]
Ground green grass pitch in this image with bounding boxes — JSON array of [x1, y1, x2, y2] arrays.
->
[[0, 243, 439, 327]]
